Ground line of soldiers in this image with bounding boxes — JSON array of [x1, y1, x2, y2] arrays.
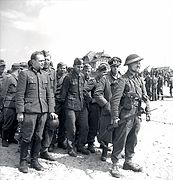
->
[[0, 52, 151, 178], [144, 69, 173, 101]]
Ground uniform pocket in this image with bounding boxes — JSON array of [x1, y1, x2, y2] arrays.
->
[[42, 80, 48, 89], [28, 77, 36, 90]]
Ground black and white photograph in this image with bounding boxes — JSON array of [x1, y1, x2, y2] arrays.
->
[[0, 0, 173, 179]]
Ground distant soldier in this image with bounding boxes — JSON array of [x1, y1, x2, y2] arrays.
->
[[16, 51, 57, 173], [94, 57, 122, 161], [110, 54, 150, 178], [144, 72, 152, 100], [151, 73, 158, 101], [1, 63, 20, 147], [0, 59, 6, 137], [169, 75, 173, 97], [20, 62, 28, 71], [157, 72, 164, 100]]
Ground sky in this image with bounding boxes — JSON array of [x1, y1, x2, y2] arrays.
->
[[0, 0, 173, 71]]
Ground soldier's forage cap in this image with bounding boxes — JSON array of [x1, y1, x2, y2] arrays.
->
[[12, 63, 21, 70], [20, 62, 28, 68], [73, 58, 83, 66], [57, 62, 67, 68], [0, 59, 6, 66], [96, 63, 108, 72], [108, 57, 122, 67], [124, 54, 143, 66]]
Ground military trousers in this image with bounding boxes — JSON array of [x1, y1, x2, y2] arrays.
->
[[21, 113, 47, 143], [111, 116, 141, 164], [2, 108, 18, 141], [55, 103, 67, 144], [41, 117, 55, 152], [65, 107, 89, 150], [87, 103, 101, 144]]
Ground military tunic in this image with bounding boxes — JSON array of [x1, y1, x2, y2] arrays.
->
[[110, 70, 150, 164]]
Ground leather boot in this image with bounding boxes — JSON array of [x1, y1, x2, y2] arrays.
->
[[31, 159, 44, 171], [30, 137, 44, 171], [88, 142, 95, 153], [18, 141, 29, 173], [110, 164, 122, 178], [2, 130, 9, 147], [100, 144, 108, 161]]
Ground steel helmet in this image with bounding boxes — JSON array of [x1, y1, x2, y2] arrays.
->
[[124, 54, 143, 66], [47, 115, 59, 130]]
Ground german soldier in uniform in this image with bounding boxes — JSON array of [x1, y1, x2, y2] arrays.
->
[[54, 62, 67, 150], [59, 58, 90, 157], [110, 54, 150, 178], [1, 63, 20, 147], [94, 57, 122, 161], [84, 63, 108, 153], [16, 51, 57, 173], [40, 50, 58, 161]]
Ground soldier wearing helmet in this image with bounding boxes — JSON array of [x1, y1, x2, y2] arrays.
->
[[110, 54, 150, 178]]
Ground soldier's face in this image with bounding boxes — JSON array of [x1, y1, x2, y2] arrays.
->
[[73, 64, 83, 74], [0, 66, 5, 74], [44, 55, 51, 69], [58, 65, 67, 75], [83, 67, 91, 79], [36, 54, 45, 69], [129, 61, 141, 73], [111, 65, 119, 75]]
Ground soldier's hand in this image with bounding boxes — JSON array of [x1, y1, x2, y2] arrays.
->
[[146, 113, 151, 121], [112, 117, 120, 127], [50, 112, 58, 120], [17, 113, 24, 122]]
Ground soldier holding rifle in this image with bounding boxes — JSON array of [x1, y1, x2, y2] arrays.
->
[[110, 54, 151, 178]]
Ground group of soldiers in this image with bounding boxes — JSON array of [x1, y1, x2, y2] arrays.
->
[[144, 69, 173, 101], [0, 51, 151, 178]]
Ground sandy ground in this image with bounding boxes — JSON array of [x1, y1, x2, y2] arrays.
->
[[0, 87, 173, 180]]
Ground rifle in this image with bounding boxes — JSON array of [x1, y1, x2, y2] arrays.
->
[[149, 119, 173, 125], [99, 108, 157, 150]]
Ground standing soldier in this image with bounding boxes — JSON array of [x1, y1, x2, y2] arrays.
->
[[59, 58, 90, 157], [157, 72, 164, 100], [0, 59, 6, 137], [169, 74, 173, 97], [39, 50, 58, 161], [151, 72, 158, 101], [94, 57, 122, 161], [1, 63, 21, 147], [144, 72, 152, 100], [84, 63, 108, 153], [110, 54, 150, 178], [54, 62, 67, 150], [16, 51, 57, 173]]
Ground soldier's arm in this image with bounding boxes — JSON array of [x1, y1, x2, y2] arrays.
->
[[110, 78, 125, 119], [15, 71, 27, 113], [1, 75, 10, 99], [46, 73, 55, 113], [59, 75, 70, 103], [93, 76, 107, 107], [84, 78, 96, 92]]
